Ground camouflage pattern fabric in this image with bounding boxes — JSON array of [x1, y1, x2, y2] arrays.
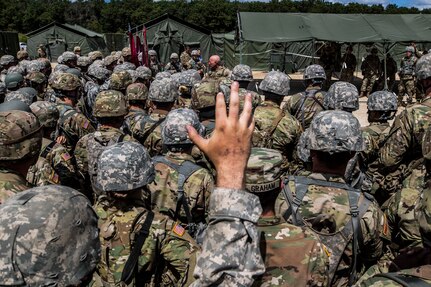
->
[[88, 65, 112, 81], [131, 111, 167, 156], [416, 53, 431, 81], [231, 64, 253, 82], [27, 61, 44, 73], [93, 90, 128, 118], [123, 108, 147, 138], [0, 167, 29, 204], [155, 71, 171, 80], [149, 77, 178, 103], [340, 53, 357, 83], [284, 86, 326, 129], [135, 66, 152, 81], [188, 59, 206, 76], [398, 77, 416, 105], [4, 90, 34, 106], [114, 62, 136, 72], [219, 78, 262, 111], [275, 173, 388, 286], [51, 73, 81, 91], [162, 108, 204, 146], [180, 51, 192, 69], [324, 81, 359, 111], [304, 64, 326, 81], [190, 78, 220, 110], [126, 82, 148, 101], [147, 151, 214, 224], [30, 101, 59, 128], [109, 71, 132, 91], [0, 185, 100, 286], [62, 51, 77, 62], [368, 91, 398, 111], [0, 55, 14, 66], [203, 65, 231, 81], [357, 265, 431, 287], [259, 71, 290, 96], [77, 56, 92, 68], [149, 60, 162, 78], [191, 188, 265, 286]]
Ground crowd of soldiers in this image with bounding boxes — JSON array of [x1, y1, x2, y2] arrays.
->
[[1, 41, 431, 287]]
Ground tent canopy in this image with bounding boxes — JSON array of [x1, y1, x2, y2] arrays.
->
[[238, 12, 431, 43], [27, 22, 109, 61]]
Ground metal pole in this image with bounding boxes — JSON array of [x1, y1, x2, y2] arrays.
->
[[237, 11, 243, 64], [384, 43, 388, 90]]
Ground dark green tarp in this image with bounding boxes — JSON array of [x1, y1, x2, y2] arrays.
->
[[0, 31, 19, 57], [27, 22, 109, 61], [132, 14, 215, 66], [104, 33, 127, 53]]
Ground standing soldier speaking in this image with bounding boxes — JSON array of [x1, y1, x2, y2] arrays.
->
[[398, 46, 418, 106]]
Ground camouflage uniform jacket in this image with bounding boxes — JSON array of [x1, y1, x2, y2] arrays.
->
[[188, 59, 206, 74], [399, 56, 418, 79], [191, 188, 265, 286], [27, 137, 76, 187], [380, 96, 431, 171], [0, 168, 30, 204], [177, 94, 193, 109], [149, 61, 162, 78], [275, 173, 388, 286], [253, 216, 329, 287], [123, 108, 147, 136], [357, 264, 431, 286], [147, 151, 214, 224], [133, 111, 167, 157], [284, 86, 326, 130], [94, 197, 197, 286], [253, 100, 303, 171], [56, 103, 95, 153], [180, 51, 192, 69], [203, 66, 231, 80]]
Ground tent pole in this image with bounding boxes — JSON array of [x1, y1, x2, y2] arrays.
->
[[237, 11, 243, 64], [384, 42, 388, 90], [312, 38, 316, 64]]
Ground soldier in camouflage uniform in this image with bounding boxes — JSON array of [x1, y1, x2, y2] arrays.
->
[[361, 47, 381, 98], [104, 55, 118, 71], [123, 82, 149, 135], [0, 185, 100, 286], [26, 71, 47, 101], [92, 141, 197, 286], [4, 89, 35, 106], [180, 45, 192, 70], [0, 55, 16, 82], [340, 45, 357, 83], [109, 70, 132, 94], [77, 56, 93, 74], [75, 90, 136, 200], [0, 110, 42, 203], [53, 72, 95, 153], [245, 147, 329, 286], [379, 53, 431, 200], [276, 110, 389, 286], [398, 46, 418, 105], [177, 69, 201, 109], [164, 53, 182, 74], [188, 50, 206, 78], [253, 71, 303, 173], [285, 64, 326, 129], [121, 47, 136, 69], [148, 49, 162, 78], [148, 109, 214, 239], [27, 101, 78, 188], [135, 66, 152, 88], [324, 81, 360, 112], [133, 77, 177, 156], [61, 51, 78, 68], [204, 55, 231, 80]]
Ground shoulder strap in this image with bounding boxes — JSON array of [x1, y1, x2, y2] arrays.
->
[[374, 273, 431, 287], [120, 211, 154, 285], [295, 90, 325, 128], [264, 110, 285, 138], [141, 117, 165, 142], [40, 141, 57, 159]]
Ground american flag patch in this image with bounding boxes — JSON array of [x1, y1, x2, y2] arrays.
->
[[51, 172, 59, 184], [61, 153, 72, 161], [82, 120, 89, 129], [172, 222, 185, 237]]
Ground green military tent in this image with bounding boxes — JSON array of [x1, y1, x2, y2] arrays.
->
[[225, 12, 431, 71], [104, 33, 128, 53], [132, 14, 215, 66], [0, 31, 20, 57], [27, 22, 109, 61]]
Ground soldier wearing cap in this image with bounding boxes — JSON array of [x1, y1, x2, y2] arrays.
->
[[398, 46, 418, 105], [92, 141, 197, 286], [285, 64, 327, 129], [360, 47, 381, 98], [148, 108, 214, 240], [188, 49, 206, 77], [0, 110, 42, 203], [276, 110, 388, 286], [253, 71, 302, 174], [148, 49, 162, 77], [245, 147, 329, 286], [74, 90, 137, 200], [0, 185, 100, 285], [27, 101, 78, 188], [52, 72, 95, 153], [165, 53, 182, 74], [133, 77, 177, 156]]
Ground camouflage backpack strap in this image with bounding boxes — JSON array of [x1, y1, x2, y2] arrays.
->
[[259, 110, 285, 148], [373, 273, 431, 287], [295, 90, 326, 128], [40, 141, 57, 159], [120, 211, 154, 285], [141, 117, 165, 142]]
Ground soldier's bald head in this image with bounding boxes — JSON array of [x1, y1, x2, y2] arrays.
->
[[208, 55, 221, 70]]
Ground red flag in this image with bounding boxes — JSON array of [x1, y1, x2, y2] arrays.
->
[[143, 26, 149, 67], [128, 24, 138, 66], [135, 35, 142, 66]]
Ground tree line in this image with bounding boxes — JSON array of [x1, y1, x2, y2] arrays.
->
[[0, 0, 428, 35]]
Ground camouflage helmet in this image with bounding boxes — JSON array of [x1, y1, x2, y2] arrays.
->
[[88, 50, 104, 61], [135, 66, 152, 80], [74, 46, 81, 52], [54, 64, 69, 73], [51, 73, 82, 92], [0, 100, 32, 113], [16, 50, 29, 60], [231, 64, 253, 82], [0, 82, 5, 95], [93, 90, 128, 117], [7, 65, 25, 75], [104, 55, 117, 66], [57, 55, 64, 64], [148, 49, 157, 56], [66, 68, 82, 78], [114, 62, 136, 72], [121, 47, 131, 57], [245, 148, 283, 193], [422, 126, 431, 161], [95, 141, 155, 192], [324, 81, 359, 112], [0, 55, 15, 66], [416, 53, 431, 81], [170, 53, 179, 59], [297, 128, 311, 163], [367, 90, 398, 111], [0, 186, 100, 286], [27, 60, 45, 73], [26, 71, 47, 84], [19, 59, 31, 71], [4, 90, 35, 106], [38, 57, 51, 70], [178, 69, 201, 87], [305, 110, 364, 154], [416, 189, 431, 248], [126, 83, 148, 101], [162, 108, 205, 145], [304, 64, 326, 81], [259, 71, 290, 96], [191, 50, 199, 56], [88, 65, 112, 81], [191, 79, 220, 110], [405, 46, 415, 53], [18, 87, 38, 102], [77, 56, 92, 67], [30, 101, 59, 128], [4, 72, 24, 89], [0, 110, 42, 160], [149, 77, 178, 102], [62, 51, 77, 62], [109, 71, 132, 91], [155, 71, 171, 80]]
